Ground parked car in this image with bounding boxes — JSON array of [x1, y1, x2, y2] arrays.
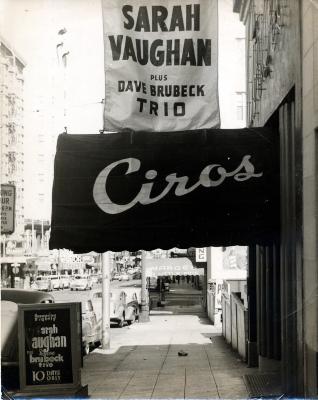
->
[[1, 289, 55, 366], [118, 274, 130, 281], [60, 274, 70, 289], [123, 288, 140, 325], [1, 288, 55, 305], [49, 275, 63, 290], [34, 275, 52, 291], [91, 290, 127, 328], [112, 273, 121, 281], [70, 274, 92, 291], [81, 299, 101, 355], [111, 290, 127, 327]]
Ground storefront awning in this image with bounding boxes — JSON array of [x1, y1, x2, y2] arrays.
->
[[145, 257, 204, 277], [49, 128, 279, 253]]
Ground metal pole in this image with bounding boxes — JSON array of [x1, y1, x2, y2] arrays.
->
[[139, 250, 149, 322], [101, 252, 111, 349]]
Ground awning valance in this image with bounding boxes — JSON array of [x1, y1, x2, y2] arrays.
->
[[145, 257, 204, 277]]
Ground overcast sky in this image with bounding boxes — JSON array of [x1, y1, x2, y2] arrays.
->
[[0, 0, 105, 134]]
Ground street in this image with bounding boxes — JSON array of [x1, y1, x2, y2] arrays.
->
[[51, 278, 207, 350], [52, 278, 140, 336], [52, 279, 141, 303]]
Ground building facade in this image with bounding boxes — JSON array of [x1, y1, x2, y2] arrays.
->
[[0, 37, 25, 237], [0, 37, 27, 283], [233, 0, 317, 396]]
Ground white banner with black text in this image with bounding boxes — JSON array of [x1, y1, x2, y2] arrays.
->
[[102, 0, 219, 132]]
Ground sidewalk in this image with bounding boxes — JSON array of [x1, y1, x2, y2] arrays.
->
[[82, 308, 259, 399]]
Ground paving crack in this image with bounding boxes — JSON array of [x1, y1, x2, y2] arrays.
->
[[150, 344, 171, 398], [118, 370, 136, 399], [204, 343, 221, 398]]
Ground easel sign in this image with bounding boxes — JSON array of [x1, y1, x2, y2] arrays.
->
[[18, 303, 82, 394]]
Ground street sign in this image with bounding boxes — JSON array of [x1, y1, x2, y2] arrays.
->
[[196, 248, 207, 263], [1, 184, 15, 234]]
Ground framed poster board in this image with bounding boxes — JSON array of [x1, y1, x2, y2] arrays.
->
[[18, 303, 82, 393]]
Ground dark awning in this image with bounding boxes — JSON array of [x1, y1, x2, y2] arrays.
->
[[49, 128, 279, 253]]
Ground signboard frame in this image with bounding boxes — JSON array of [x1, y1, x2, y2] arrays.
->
[[1, 184, 15, 234], [18, 302, 82, 393]]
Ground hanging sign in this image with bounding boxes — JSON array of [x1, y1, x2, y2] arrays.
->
[[145, 257, 204, 277], [102, 0, 219, 132], [1, 184, 15, 234], [196, 248, 207, 262], [49, 128, 279, 253]]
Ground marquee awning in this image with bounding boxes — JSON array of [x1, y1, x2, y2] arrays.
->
[[145, 257, 204, 277], [49, 128, 279, 253]]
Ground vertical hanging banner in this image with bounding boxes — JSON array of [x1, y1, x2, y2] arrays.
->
[[102, 0, 220, 132]]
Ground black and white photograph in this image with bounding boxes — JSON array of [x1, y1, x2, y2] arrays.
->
[[1, 0, 317, 398]]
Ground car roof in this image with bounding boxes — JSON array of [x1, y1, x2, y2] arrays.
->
[[1, 289, 55, 304]]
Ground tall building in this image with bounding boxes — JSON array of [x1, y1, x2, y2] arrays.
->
[[0, 36, 25, 250], [219, 0, 246, 128]]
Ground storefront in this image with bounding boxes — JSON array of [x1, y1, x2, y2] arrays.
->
[[1, 256, 29, 288]]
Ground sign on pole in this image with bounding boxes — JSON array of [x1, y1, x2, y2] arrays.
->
[[196, 248, 207, 263], [102, 0, 219, 132], [1, 184, 15, 234], [18, 303, 82, 394]]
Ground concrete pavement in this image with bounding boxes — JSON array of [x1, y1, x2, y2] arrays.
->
[[82, 307, 259, 399]]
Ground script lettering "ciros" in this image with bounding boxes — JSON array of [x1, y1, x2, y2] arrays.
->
[[93, 156, 263, 215]]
